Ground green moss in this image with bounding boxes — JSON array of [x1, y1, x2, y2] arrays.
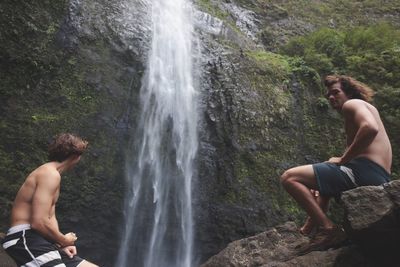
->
[[196, 0, 229, 20], [246, 50, 291, 79], [31, 114, 59, 122]]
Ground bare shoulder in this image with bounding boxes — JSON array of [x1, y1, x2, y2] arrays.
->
[[342, 99, 366, 109], [342, 99, 374, 114], [34, 163, 61, 186]]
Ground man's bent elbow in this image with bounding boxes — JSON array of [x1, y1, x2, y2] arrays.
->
[[280, 170, 291, 187]]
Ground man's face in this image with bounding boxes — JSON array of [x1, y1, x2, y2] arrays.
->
[[326, 82, 349, 111]]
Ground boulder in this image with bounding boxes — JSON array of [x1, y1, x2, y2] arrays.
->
[[200, 222, 368, 267], [200, 180, 400, 267], [341, 180, 400, 265]]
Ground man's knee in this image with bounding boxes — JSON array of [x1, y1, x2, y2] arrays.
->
[[79, 260, 99, 267], [280, 169, 293, 187]]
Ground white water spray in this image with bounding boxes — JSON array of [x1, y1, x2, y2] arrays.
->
[[117, 0, 198, 266]]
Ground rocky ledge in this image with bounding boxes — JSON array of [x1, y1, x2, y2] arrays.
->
[[201, 180, 400, 267], [1, 181, 399, 267]]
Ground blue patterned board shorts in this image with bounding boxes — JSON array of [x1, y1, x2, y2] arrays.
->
[[313, 157, 390, 197]]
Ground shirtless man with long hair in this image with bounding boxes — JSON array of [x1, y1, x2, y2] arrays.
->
[[2, 133, 98, 267], [281, 75, 392, 254]]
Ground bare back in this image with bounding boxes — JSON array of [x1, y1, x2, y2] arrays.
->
[[10, 163, 60, 227], [344, 100, 392, 173]]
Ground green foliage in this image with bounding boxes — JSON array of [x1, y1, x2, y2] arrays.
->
[[315, 97, 329, 110], [282, 23, 400, 85], [282, 28, 346, 75], [196, 0, 229, 20], [246, 50, 291, 80], [303, 52, 335, 76], [344, 23, 400, 55]]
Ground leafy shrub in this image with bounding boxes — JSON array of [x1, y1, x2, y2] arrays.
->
[[282, 23, 400, 83], [282, 28, 346, 74]]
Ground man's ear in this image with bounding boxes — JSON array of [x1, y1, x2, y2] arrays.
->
[[68, 154, 81, 164]]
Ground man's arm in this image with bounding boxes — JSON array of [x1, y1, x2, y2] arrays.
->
[[30, 171, 76, 247], [50, 214, 78, 257], [337, 100, 379, 164]]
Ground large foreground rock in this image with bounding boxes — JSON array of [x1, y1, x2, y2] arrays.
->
[[201, 180, 400, 267], [341, 179, 400, 265], [200, 221, 367, 267]]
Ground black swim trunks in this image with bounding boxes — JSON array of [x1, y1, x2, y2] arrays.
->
[[313, 157, 390, 197], [1, 224, 84, 267]]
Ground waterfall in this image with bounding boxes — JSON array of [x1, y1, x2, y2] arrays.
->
[[117, 0, 199, 266]]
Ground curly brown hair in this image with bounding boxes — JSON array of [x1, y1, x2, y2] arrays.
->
[[48, 133, 88, 162], [324, 75, 375, 103]]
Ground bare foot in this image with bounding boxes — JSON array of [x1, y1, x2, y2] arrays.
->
[[299, 216, 315, 236]]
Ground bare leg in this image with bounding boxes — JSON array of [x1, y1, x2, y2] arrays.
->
[[280, 165, 334, 230], [300, 191, 330, 235], [79, 260, 99, 267], [300, 216, 314, 235]]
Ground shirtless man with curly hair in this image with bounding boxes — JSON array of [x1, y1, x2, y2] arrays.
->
[[2, 133, 98, 267]]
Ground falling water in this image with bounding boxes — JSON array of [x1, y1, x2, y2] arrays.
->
[[117, 0, 198, 266]]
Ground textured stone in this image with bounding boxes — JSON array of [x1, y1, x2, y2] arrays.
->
[[383, 179, 400, 208], [340, 181, 400, 266], [200, 222, 371, 267], [201, 181, 400, 266], [341, 185, 394, 230]]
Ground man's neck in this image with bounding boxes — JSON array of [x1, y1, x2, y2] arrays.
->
[[51, 160, 71, 175]]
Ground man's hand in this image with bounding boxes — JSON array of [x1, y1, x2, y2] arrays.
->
[[328, 157, 343, 164], [64, 232, 78, 245], [61, 246, 77, 258]]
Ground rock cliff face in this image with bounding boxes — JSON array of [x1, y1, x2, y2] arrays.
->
[[1, 0, 399, 266], [0, 0, 147, 265], [200, 180, 400, 266]]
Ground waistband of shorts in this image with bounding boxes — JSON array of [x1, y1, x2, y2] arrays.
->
[[7, 224, 31, 235]]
